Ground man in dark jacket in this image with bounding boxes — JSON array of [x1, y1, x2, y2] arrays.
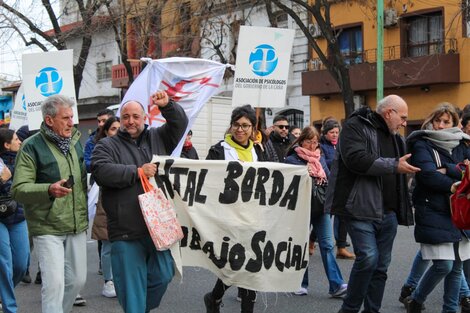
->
[[268, 114, 292, 162], [325, 94, 420, 313], [91, 90, 188, 313]]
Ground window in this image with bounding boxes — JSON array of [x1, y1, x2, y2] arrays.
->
[[282, 109, 304, 129], [406, 12, 443, 57], [337, 26, 363, 65], [96, 61, 112, 81]]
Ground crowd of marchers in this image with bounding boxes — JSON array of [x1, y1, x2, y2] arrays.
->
[[2, 92, 470, 313]]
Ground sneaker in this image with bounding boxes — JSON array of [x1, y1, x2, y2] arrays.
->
[[102, 281, 117, 298], [73, 294, 86, 306], [461, 296, 470, 313], [399, 285, 414, 304], [294, 287, 308, 296], [330, 284, 348, 298], [34, 271, 42, 285], [204, 292, 222, 313]]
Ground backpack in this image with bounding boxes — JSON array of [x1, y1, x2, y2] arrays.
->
[[450, 163, 470, 230]]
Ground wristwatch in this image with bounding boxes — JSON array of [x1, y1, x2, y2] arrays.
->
[[0, 177, 4, 184]]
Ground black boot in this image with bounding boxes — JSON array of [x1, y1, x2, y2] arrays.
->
[[461, 296, 470, 313], [399, 285, 414, 304], [22, 269, 32, 283], [204, 292, 222, 313], [240, 289, 256, 313], [405, 298, 423, 313]]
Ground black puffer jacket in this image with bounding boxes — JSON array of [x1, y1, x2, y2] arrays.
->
[[324, 107, 413, 226], [91, 101, 188, 241]]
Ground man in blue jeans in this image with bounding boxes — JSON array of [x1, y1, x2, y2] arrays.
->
[[324, 95, 420, 313]]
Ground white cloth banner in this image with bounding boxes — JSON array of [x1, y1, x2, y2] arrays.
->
[[152, 156, 311, 292], [120, 57, 232, 156]]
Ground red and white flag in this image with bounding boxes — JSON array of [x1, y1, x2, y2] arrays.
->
[[120, 57, 232, 156]]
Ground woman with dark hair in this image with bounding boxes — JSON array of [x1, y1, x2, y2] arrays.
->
[[92, 116, 120, 299], [0, 128, 29, 313], [320, 118, 355, 260], [203, 105, 263, 313], [95, 116, 120, 142], [405, 103, 470, 313], [285, 126, 347, 297]]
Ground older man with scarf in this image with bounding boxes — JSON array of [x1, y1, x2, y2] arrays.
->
[[12, 95, 88, 313]]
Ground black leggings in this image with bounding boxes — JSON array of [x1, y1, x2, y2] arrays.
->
[[212, 279, 256, 312]]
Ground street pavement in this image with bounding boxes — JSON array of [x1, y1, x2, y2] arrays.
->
[[14, 225, 445, 313]]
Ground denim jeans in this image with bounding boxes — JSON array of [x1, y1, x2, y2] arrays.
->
[[101, 240, 113, 281], [33, 232, 87, 313], [405, 250, 430, 287], [301, 213, 344, 293], [412, 247, 462, 313], [341, 212, 398, 313], [0, 220, 29, 313], [111, 236, 174, 313]]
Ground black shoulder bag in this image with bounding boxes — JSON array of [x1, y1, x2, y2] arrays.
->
[[0, 193, 18, 219], [311, 182, 327, 219]]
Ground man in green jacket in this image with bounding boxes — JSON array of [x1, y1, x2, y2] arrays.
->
[[12, 94, 88, 313]]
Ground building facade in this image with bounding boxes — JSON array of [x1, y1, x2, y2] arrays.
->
[[302, 0, 470, 134]]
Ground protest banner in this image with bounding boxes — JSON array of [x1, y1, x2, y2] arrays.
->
[[9, 84, 28, 130], [232, 26, 295, 108], [22, 50, 78, 130], [152, 156, 311, 292], [121, 57, 232, 156]]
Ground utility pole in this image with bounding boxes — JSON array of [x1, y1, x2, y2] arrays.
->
[[377, 0, 384, 101]]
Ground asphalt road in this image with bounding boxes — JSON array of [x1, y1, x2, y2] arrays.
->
[[14, 225, 444, 313]]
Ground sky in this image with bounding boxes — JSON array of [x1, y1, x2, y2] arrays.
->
[[0, 1, 56, 83]]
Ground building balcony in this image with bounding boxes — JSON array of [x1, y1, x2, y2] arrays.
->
[[111, 61, 142, 88], [302, 39, 460, 96]]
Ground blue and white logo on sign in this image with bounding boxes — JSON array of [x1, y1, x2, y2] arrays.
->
[[249, 44, 278, 77], [22, 94, 26, 111], [35, 67, 63, 97]]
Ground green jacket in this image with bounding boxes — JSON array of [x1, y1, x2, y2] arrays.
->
[[12, 123, 88, 236]]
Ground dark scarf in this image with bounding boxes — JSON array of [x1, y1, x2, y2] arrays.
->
[[44, 125, 72, 155]]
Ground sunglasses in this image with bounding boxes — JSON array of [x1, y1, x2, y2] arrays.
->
[[275, 125, 290, 130]]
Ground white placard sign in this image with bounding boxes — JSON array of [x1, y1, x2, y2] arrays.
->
[[153, 156, 311, 292], [22, 50, 78, 130], [232, 26, 295, 108], [9, 84, 28, 130]]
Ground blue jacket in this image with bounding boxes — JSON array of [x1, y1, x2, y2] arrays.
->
[[0, 152, 25, 225], [408, 135, 470, 244], [319, 136, 336, 170], [84, 131, 97, 173]]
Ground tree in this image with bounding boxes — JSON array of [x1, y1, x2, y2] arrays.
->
[[0, 0, 111, 98], [267, 0, 356, 117]]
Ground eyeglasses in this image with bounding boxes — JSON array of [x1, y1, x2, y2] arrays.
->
[[231, 123, 252, 131], [275, 124, 290, 130], [391, 109, 408, 123], [303, 139, 318, 145]]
